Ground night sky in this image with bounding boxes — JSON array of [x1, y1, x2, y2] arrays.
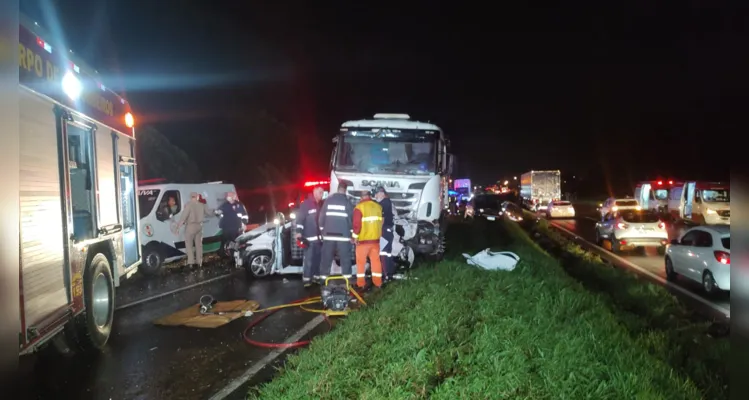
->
[[20, 0, 735, 193]]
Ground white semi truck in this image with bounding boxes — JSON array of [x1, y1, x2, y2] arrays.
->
[[329, 114, 454, 259], [520, 170, 562, 211], [13, 15, 141, 355]]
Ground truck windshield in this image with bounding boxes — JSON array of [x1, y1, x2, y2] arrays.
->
[[702, 189, 729, 202], [334, 129, 437, 175], [138, 189, 160, 219]]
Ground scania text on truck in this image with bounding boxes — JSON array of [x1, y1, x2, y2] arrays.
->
[[329, 113, 453, 259], [16, 15, 140, 355], [520, 170, 561, 211]]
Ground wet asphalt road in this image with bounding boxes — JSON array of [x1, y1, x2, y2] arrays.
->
[[541, 204, 730, 320], [16, 261, 327, 400]]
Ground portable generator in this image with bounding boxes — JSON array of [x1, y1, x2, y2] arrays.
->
[[320, 276, 353, 316]]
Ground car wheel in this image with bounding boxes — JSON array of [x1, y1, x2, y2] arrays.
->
[[247, 251, 273, 279], [665, 257, 677, 281], [702, 270, 718, 294]]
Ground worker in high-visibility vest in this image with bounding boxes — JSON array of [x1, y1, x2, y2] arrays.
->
[[352, 190, 384, 288]]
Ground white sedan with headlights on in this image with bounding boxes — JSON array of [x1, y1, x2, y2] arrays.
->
[[595, 209, 669, 254], [545, 200, 575, 219], [665, 225, 730, 294]]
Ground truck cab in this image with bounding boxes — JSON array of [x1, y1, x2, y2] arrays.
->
[[329, 113, 453, 258]]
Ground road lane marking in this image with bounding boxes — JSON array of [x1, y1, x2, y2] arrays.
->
[[549, 221, 730, 318], [116, 272, 235, 311], [208, 314, 325, 400]]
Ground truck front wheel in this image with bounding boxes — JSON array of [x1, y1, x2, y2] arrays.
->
[[67, 253, 115, 351]]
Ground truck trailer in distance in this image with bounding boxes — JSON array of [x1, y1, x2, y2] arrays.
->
[[520, 170, 561, 211]]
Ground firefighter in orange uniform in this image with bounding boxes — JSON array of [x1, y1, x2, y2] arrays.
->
[[352, 190, 384, 289]]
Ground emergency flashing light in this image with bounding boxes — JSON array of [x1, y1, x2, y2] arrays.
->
[[61, 71, 82, 101], [125, 112, 135, 128], [657, 181, 663, 185], [304, 180, 329, 187], [669, 180, 673, 184]]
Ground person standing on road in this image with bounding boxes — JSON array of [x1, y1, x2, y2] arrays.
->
[[375, 186, 398, 283], [353, 190, 384, 289], [177, 192, 214, 269], [318, 182, 355, 284], [218, 191, 248, 252], [295, 185, 325, 287]]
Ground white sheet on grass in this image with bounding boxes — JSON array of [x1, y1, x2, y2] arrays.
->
[[463, 248, 520, 271]]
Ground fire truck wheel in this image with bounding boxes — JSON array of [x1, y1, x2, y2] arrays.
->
[[69, 254, 115, 351], [140, 245, 164, 276]]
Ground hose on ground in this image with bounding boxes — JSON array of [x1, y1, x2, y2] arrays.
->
[[242, 287, 366, 349]]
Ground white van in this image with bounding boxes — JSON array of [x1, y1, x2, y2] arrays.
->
[[138, 181, 238, 275]]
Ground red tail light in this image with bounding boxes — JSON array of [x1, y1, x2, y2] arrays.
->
[[714, 251, 730, 265], [658, 221, 666, 229], [617, 222, 629, 229]]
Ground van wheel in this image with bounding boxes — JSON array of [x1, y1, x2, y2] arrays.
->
[[140, 245, 164, 276], [246, 251, 272, 279], [66, 254, 114, 351]]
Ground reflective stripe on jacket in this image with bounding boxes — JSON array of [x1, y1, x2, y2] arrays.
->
[[319, 192, 354, 239], [352, 199, 383, 244], [295, 194, 322, 239]]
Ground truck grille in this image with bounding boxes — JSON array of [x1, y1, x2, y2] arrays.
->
[[717, 210, 730, 217]]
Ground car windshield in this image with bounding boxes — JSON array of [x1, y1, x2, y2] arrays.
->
[[702, 189, 729, 202], [653, 189, 668, 200], [615, 200, 639, 207], [475, 195, 502, 209], [620, 210, 660, 223], [138, 189, 160, 219], [552, 201, 571, 206], [334, 129, 438, 175], [721, 237, 730, 249]]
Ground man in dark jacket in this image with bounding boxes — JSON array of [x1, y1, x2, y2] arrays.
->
[[375, 186, 397, 282], [218, 192, 248, 249], [295, 185, 325, 287], [318, 182, 355, 284]]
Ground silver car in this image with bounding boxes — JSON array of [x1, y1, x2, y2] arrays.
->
[[595, 209, 668, 254]]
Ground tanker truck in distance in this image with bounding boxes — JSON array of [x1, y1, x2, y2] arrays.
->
[[520, 170, 562, 211], [329, 113, 453, 260]]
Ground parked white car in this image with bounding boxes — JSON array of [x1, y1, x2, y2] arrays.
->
[[595, 209, 668, 254], [665, 225, 730, 294], [546, 200, 575, 219]]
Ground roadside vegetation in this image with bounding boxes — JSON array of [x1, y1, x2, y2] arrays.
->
[[249, 218, 711, 399], [521, 212, 729, 399]]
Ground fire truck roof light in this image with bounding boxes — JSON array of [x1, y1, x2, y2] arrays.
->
[[304, 180, 329, 187], [668, 180, 673, 184], [61, 71, 82, 101], [657, 181, 663, 185], [125, 112, 135, 128]]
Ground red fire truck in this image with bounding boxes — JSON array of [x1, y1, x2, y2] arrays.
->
[[14, 14, 140, 355]]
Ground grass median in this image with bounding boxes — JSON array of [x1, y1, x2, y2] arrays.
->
[[521, 212, 729, 399], [249, 218, 705, 399]]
